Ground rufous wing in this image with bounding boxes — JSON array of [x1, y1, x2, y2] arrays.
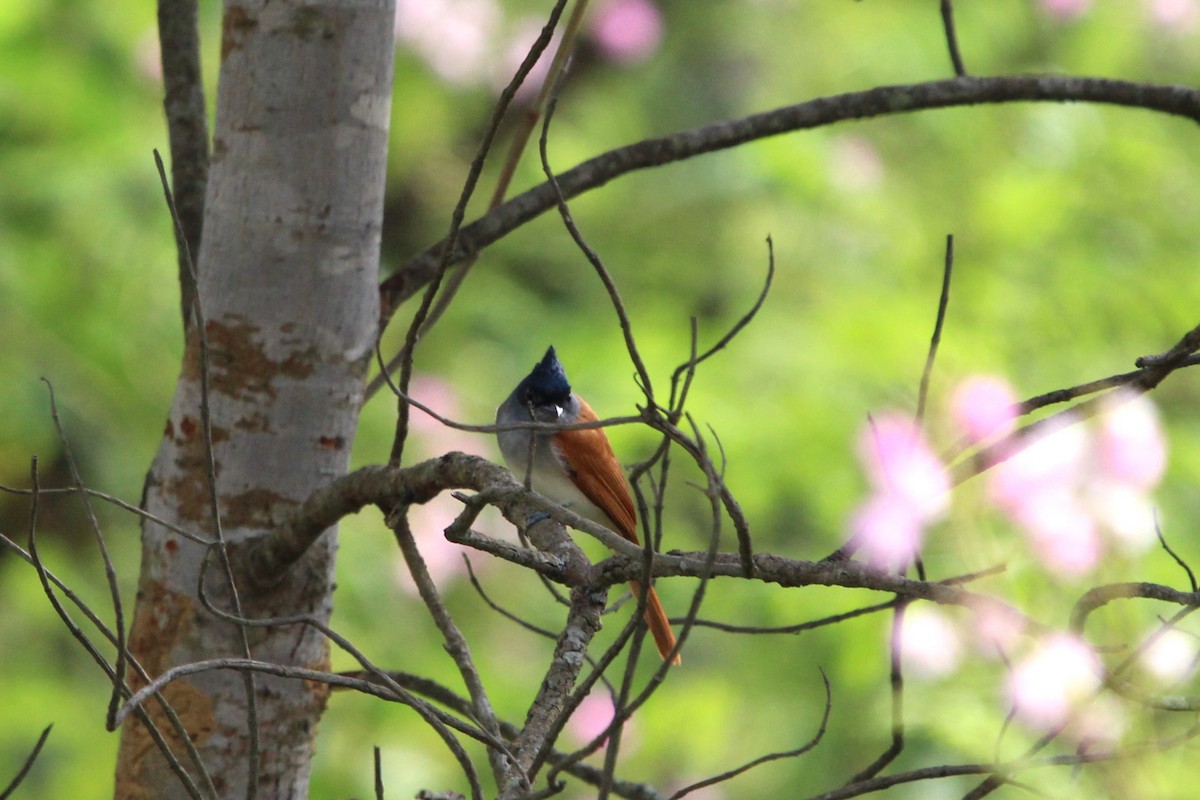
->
[[553, 396, 681, 665], [552, 396, 638, 541], [632, 581, 682, 666]]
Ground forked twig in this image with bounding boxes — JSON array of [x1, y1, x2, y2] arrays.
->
[[386, 0, 572, 466]]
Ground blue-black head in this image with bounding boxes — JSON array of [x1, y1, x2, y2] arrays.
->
[[519, 346, 572, 407]]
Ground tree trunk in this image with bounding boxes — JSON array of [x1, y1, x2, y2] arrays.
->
[[116, 0, 394, 796]]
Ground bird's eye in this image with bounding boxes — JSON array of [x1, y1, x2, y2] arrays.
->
[[553, 405, 563, 418]]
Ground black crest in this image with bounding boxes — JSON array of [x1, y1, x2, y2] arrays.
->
[[520, 346, 571, 407]]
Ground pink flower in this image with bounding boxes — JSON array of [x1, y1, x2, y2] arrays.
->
[[1142, 628, 1198, 683], [395, 0, 500, 85], [900, 606, 963, 678], [829, 135, 885, 193], [970, 602, 1026, 656], [1087, 481, 1156, 551], [988, 416, 1088, 514], [1038, 0, 1092, 20], [987, 416, 1102, 575], [1015, 489, 1101, 575], [1072, 697, 1125, 750], [566, 693, 637, 750], [590, 0, 664, 64], [408, 374, 492, 458], [1008, 635, 1101, 730], [851, 414, 949, 569], [1096, 392, 1166, 489], [1148, 0, 1199, 29], [851, 494, 925, 569], [951, 375, 1018, 444], [859, 414, 950, 520]]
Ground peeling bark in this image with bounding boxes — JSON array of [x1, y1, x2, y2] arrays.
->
[[118, 0, 395, 796]]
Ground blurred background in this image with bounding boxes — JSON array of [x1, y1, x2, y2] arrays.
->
[[4, 0, 1200, 796]]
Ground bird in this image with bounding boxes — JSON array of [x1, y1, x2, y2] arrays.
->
[[496, 346, 681, 665]]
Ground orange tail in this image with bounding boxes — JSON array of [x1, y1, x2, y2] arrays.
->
[[631, 581, 681, 665]]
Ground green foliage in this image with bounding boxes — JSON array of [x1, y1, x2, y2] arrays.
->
[[4, 0, 1200, 797]]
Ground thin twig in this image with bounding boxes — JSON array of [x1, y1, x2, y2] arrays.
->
[[1135, 319, 1200, 368], [374, 746, 385, 800], [0, 725, 52, 800], [916, 234, 954, 425], [463, 555, 561, 641], [366, 0, 591, 403], [20, 464, 210, 799], [1155, 512, 1198, 592], [689, 598, 900, 634], [669, 237, 776, 418], [537, 88, 656, 406], [41, 381, 130, 733], [386, 0, 572, 466], [393, 514, 503, 792], [669, 671, 832, 799], [846, 601, 909, 783], [940, 0, 968, 77], [0, 482, 212, 545], [373, 354, 642, 436]]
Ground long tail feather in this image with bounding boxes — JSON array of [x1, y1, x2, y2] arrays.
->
[[631, 581, 681, 665]]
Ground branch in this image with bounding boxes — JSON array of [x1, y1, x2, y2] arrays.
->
[[380, 75, 1200, 325], [392, 513, 506, 790], [238, 452, 1045, 638], [1070, 581, 1199, 634]]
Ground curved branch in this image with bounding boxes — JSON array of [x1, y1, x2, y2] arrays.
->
[[1069, 581, 1200, 634], [380, 74, 1200, 325]]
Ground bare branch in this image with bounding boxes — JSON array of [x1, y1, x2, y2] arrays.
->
[[365, 0, 591, 404], [500, 583, 608, 799], [392, 513, 506, 790], [1070, 581, 1199, 635], [847, 603, 909, 783], [15, 475, 212, 799], [381, 75, 1200, 323], [669, 237, 776, 417], [1135, 319, 1200, 368], [0, 481, 213, 545], [538, 83, 656, 406]]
